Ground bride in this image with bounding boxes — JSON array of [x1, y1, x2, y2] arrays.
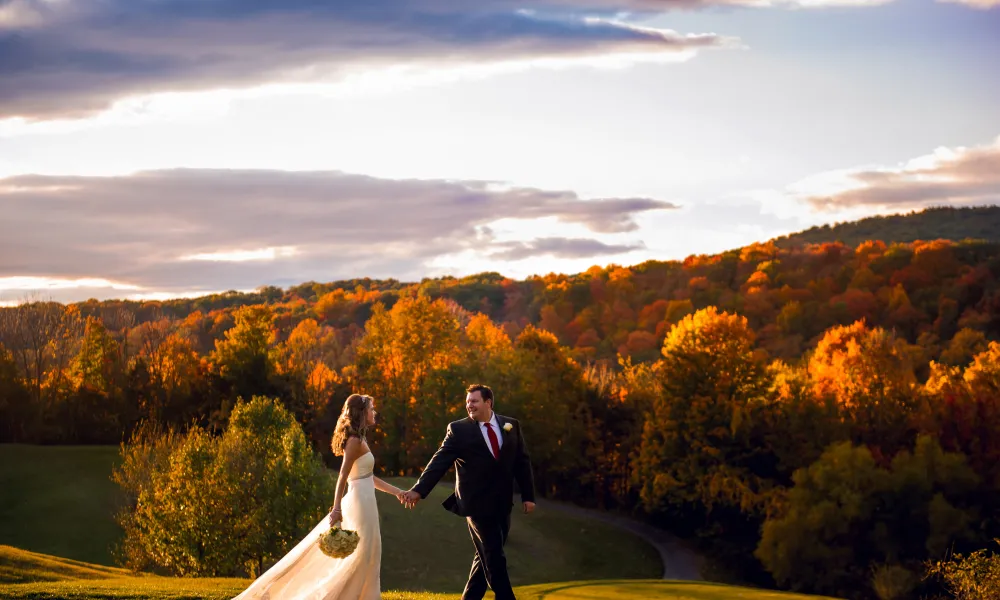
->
[[233, 394, 406, 600]]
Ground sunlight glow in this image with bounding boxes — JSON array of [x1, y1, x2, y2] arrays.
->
[[179, 247, 299, 263], [424, 217, 651, 280], [0, 276, 141, 291], [124, 289, 252, 302]]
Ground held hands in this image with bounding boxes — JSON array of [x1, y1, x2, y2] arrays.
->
[[329, 508, 342, 527], [398, 490, 421, 509]]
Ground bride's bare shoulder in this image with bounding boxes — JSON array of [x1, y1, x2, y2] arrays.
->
[[344, 436, 365, 455]]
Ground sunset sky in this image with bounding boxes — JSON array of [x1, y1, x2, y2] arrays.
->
[[2, 0, 998, 304]]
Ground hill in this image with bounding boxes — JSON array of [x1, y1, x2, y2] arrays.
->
[[0, 546, 843, 600], [4, 205, 1000, 377], [770, 205, 1000, 249], [0, 445, 123, 565]]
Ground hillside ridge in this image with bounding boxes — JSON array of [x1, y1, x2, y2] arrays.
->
[[770, 205, 1000, 249]]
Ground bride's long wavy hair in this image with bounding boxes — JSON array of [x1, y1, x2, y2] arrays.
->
[[331, 394, 372, 457]]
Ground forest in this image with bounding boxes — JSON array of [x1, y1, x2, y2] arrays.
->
[[772, 205, 1000, 249], [2, 208, 1000, 599]]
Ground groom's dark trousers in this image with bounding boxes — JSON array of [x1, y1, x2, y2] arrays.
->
[[411, 415, 535, 600], [465, 511, 514, 600]]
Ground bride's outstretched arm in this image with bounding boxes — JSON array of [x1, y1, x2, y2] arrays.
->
[[330, 437, 364, 525], [372, 477, 404, 497]]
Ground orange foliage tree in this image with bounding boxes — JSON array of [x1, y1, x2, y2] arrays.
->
[[350, 295, 466, 472], [808, 320, 919, 459]]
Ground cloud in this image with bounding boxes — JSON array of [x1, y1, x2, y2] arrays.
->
[[0, 0, 743, 121], [0, 168, 677, 299], [799, 136, 1000, 212], [937, 0, 1000, 8], [488, 237, 645, 260]]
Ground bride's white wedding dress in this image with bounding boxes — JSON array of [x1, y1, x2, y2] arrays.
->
[[233, 451, 382, 600]]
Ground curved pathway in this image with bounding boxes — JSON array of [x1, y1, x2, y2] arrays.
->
[[533, 498, 704, 581]]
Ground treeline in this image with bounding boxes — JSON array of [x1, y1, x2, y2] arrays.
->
[[11, 235, 1000, 371], [2, 235, 1000, 598], [773, 206, 1000, 250]]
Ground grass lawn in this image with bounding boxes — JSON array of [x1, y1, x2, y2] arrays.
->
[[514, 580, 843, 599], [0, 546, 843, 600], [378, 477, 660, 592], [0, 445, 661, 593], [0, 445, 124, 565]]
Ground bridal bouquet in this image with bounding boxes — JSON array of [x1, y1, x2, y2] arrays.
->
[[318, 525, 360, 559]]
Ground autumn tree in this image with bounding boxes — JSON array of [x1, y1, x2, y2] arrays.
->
[[59, 316, 128, 442], [938, 328, 989, 367], [315, 289, 354, 326], [463, 313, 515, 391], [276, 318, 344, 433], [927, 540, 1000, 600], [71, 316, 120, 394], [0, 302, 81, 415], [351, 295, 465, 472], [921, 342, 1000, 490], [506, 325, 590, 497], [301, 362, 348, 463], [140, 332, 210, 426], [756, 436, 980, 598], [580, 357, 658, 509], [884, 283, 924, 339], [277, 317, 350, 455], [0, 343, 32, 442], [635, 307, 774, 519], [964, 341, 1000, 397], [538, 304, 569, 343], [210, 305, 281, 409], [808, 320, 919, 458], [622, 330, 659, 363], [764, 360, 845, 481]]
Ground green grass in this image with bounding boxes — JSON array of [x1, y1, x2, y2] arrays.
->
[[0, 445, 661, 592], [0, 445, 124, 565], [0, 546, 843, 600], [0, 444, 844, 598], [514, 580, 843, 599], [378, 477, 660, 591], [0, 544, 130, 584]]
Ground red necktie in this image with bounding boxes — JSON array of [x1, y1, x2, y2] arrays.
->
[[484, 423, 500, 460]]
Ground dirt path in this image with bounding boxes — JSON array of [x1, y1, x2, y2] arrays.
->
[[534, 498, 704, 581]]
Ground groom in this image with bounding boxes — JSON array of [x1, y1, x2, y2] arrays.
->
[[402, 383, 535, 600]]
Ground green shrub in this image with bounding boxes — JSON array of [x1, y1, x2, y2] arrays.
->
[[112, 397, 333, 577]]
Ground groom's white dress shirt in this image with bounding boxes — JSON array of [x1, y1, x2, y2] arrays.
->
[[478, 413, 504, 453]]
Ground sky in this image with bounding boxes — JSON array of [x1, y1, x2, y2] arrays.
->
[[1, 0, 998, 304]]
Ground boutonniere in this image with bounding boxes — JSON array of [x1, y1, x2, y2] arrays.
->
[[502, 423, 513, 433]]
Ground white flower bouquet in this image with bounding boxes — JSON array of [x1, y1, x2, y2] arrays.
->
[[318, 525, 360, 559]]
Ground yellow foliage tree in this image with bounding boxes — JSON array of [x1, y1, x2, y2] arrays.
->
[[211, 305, 280, 404], [635, 307, 774, 516]]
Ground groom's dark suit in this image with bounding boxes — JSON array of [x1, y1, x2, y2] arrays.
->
[[412, 414, 535, 600]]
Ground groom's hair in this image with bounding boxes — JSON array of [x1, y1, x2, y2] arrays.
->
[[466, 383, 494, 407]]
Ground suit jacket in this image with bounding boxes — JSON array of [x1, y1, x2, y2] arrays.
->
[[412, 414, 535, 518]]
